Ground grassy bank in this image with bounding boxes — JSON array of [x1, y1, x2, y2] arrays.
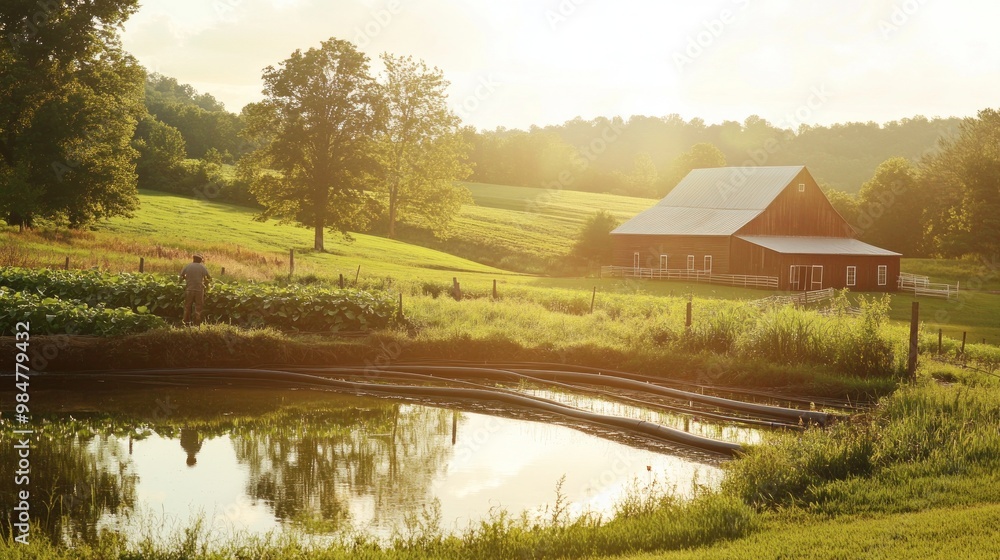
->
[[5, 366, 1000, 559], [3, 275, 918, 398]]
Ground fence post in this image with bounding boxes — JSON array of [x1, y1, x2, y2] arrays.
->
[[64, 256, 69, 270], [221, 267, 226, 277], [289, 249, 294, 277], [590, 287, 596, 314], [907, 301, 919, 379], [398, 293, 403, 318], [139, 257, 144, 273], [938, 328, 942, 355], [355, 265, 361, 285], [454, 281, 462, 301], [686, 301, 692, 329], [961, 332, 967, 355], [493, 279, 498, 300], [339, 273, 345, 289]]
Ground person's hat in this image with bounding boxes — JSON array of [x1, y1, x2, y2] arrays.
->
[[193, 253, 204, 260]]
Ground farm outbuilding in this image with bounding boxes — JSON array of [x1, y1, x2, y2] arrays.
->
[[608, 166, 901, 292]]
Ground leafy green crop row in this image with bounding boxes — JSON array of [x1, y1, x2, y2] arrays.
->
[[0, 268, 398, 332], [0, 288, 166, 336]]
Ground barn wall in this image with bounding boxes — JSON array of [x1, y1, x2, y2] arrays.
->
[[737, 168, 856, 237], [730, 238, 900, 291], [612, 235, 732, 273]]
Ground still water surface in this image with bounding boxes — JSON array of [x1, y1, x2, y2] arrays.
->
[[3, 385, 755, 545]]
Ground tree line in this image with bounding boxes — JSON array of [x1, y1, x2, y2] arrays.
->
[[1, 1, 997, 263]]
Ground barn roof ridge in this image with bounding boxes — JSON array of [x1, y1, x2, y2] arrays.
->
[[612, 165, 808, 236]]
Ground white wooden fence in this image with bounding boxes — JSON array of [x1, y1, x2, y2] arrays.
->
[[898, 272, 959, 299], [601, 266, 779, 289]]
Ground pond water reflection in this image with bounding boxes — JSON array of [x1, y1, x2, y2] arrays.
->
[[1, 385, 744, 545]]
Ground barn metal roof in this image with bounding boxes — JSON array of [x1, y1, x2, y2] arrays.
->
[[736, 236, 902, 256], [612, 166, 806, 236], [611, 207, 761, 236], [656, 166, 805, 210]]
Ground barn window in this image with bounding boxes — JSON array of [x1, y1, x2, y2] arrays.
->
[[687, 255, 695, 271], [798, 183, 805, 192], [846, 266, 857, 287], [704, 255, 712, 272], [878, 265, 887, 286], [659, 255, 668, 271], [633, 252, 640, 270]]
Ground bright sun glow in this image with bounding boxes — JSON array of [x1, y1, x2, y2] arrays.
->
[[122, 1, 1000, 129]]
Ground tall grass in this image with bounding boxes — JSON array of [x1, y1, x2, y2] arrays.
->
[[723, 377, 1000, 513], [400, 287, 908, 380]]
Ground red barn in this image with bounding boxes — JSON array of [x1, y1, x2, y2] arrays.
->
[[609, 166, 900, 292]]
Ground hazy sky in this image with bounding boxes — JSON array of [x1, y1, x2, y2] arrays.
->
[[121, 0, 1000, 131]]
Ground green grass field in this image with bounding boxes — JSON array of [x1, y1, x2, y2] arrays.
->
[[5, 183, 1000, 343], [402, 182, 656, 273]]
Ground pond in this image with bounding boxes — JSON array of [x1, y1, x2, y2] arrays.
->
[[0, 383, 758, 546]]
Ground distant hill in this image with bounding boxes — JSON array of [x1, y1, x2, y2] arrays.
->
[[466, 115, 963, 197]]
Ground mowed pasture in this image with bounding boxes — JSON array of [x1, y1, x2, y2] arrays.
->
[[3, 183, 1000, 343]]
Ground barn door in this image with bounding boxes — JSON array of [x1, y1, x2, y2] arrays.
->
[[810, 265, 824, 290], [789, 265, 809, 291]]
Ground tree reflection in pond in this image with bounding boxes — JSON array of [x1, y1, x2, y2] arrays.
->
[[0, 431, 137, 544], [3, 390, 460, 542], [6, 386, 727, 546], [232, 403, 455, 531]]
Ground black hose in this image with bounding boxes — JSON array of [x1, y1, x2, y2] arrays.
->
[[340, 365, 834, 426], [391, 359, 868, 410], [294, 366, 802, 430], [46, 368, 744, 456]]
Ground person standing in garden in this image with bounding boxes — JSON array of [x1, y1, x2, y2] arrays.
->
[[180, 253, 211, 326]]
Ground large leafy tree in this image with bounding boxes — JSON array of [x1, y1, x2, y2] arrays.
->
[[371, 54, 471, 239], [921, 109, 1000, 260], [663, 142, 726, 194], [132, 114, 186, 190], [145, 73, 245, 159], [0, 0, 145, 229], [856, 157, 927, 256], [571, 210, 619, 266], [240, 38, 380, 251]]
